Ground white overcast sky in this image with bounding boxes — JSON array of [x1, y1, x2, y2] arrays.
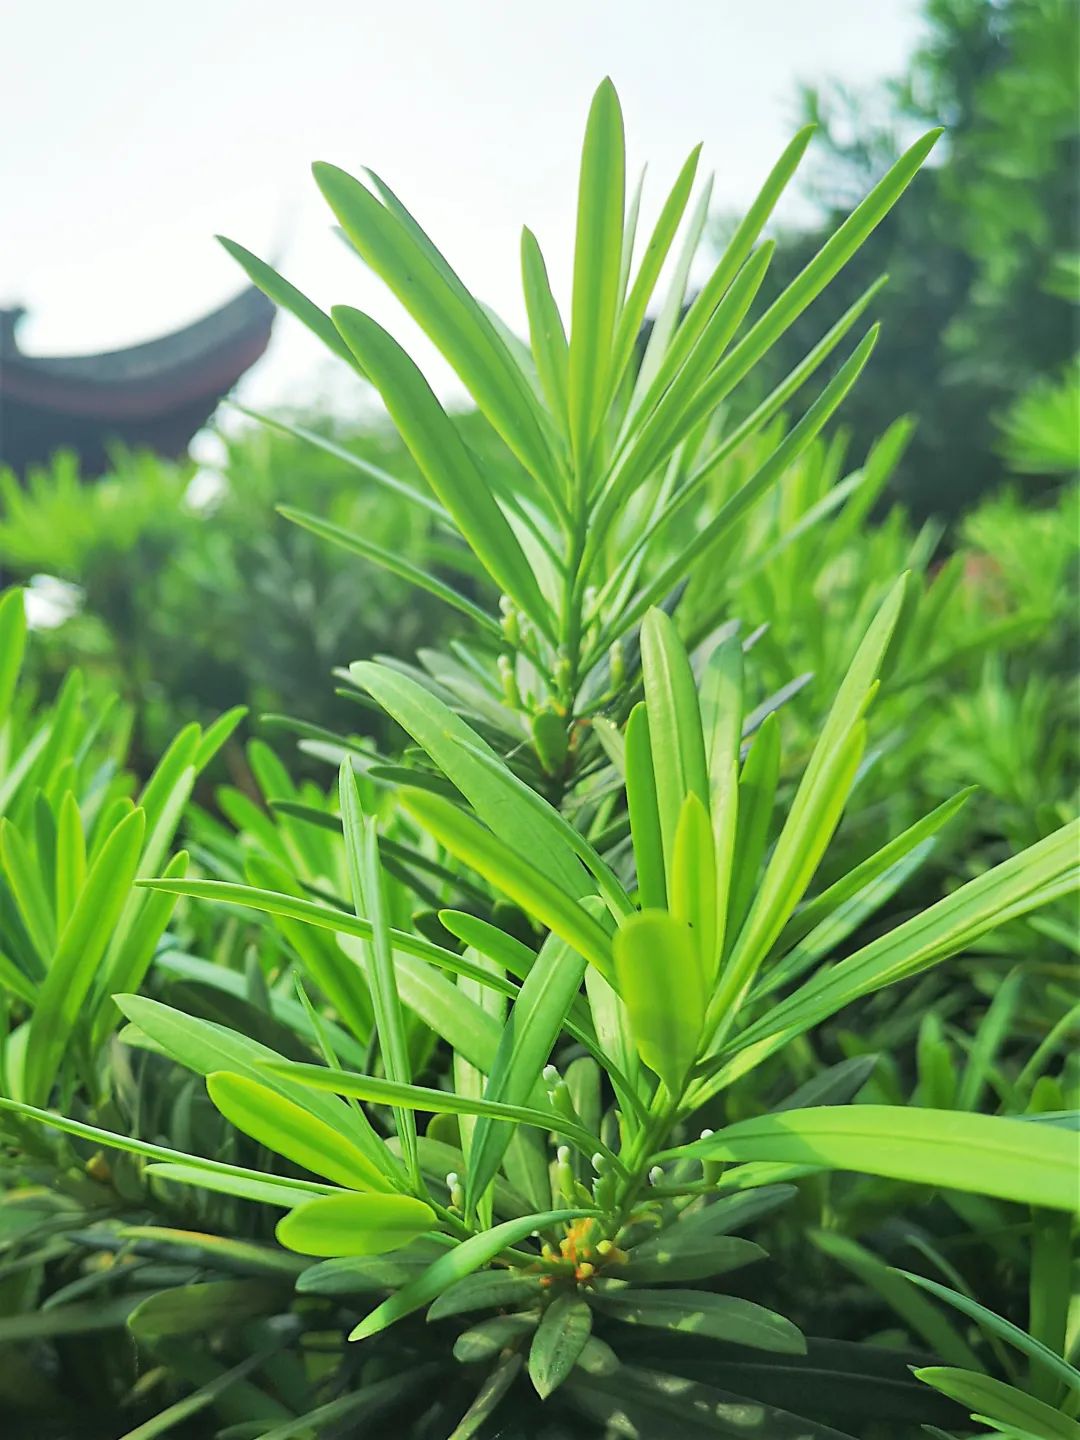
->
[[1, 0, 924, 418]]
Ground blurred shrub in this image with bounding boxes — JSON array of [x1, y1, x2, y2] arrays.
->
[[745, 0, 1079, 515], [0, 411, 495, 773]]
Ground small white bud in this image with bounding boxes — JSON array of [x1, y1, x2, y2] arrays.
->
[[542, 1064, 560, 1086], [648, 1165, 664, 1187], [556, 1145, 571, 1166]]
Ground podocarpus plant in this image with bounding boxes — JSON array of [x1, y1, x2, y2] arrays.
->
[[6, 582, 1077, 1437], [4, 80, 1078, 1440], [221, 78, 946, 804]]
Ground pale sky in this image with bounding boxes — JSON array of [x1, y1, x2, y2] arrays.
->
[[1, 0, 924, 422]]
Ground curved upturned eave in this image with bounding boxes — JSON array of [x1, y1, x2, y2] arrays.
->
[[0, 286, 275, 420]]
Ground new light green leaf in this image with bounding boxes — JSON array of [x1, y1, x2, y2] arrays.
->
[[218, 236, 360, 371], [258, 1061, 610, 1166], [206, 1071, 388, 1192], [640, 608, 709, 884], [276, 1193, 436, 1258], [662, 1106, 1080, 1212], [613, 910, 704, 1095], [521, 227, 569, 427], [567, 77, 625, 469]]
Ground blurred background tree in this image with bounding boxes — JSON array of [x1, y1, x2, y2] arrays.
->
[[750, 0, 1078, 516]]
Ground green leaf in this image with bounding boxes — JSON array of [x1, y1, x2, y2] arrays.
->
[[276, 1193, 436, 1257], [145, 1164, 317, 1211], [351, 662, 590, 897], [207, 1071, 390, 1192], [297, 1242, 450, 1295], [399, 788, 614, 981], [0, 1095, 333, 1199], [427, 1269, 544, 1320], [339, 761, 418, 1182], [466, 929, 590, 1215], [613, 910, 704, 1095], [114, 1348, 277, 1440], [624, 704, 666, 910], [640, 608, 709, 883], [453, 1314, 537, 1362], [330, 307, 552, 632], [680, 128, 943, 433], [767, 788, 974, 963], [615, 325, 881, 634], [448, 1352, 522, 1440], [612, 1232, 765, 1284], [567, 77, 625, 470], [732, 820, 1080, 1065], [607, 144, 702, 406], [258, 1061, 610, 1165], [912, 1369, 1080, 1440], [116, 993, 396, 1179], [898, 1272, 1080, 1397], [314, 162, 557, 490], [529, 1293, 593, 1398], [591, 1288, 805, 1353], [24, 806, 146, 1104], [521, 227, 569, 427], [281, 506, 500, 634], [809, 1230, 983, 1370], [349, 1209, 597, 1340], [663, 1106, 1080, 1212], [217, 236, 360, 370], [0, 587, 27, 727], [671, 793, 718, 989], [128, 1281, 281, 1342]]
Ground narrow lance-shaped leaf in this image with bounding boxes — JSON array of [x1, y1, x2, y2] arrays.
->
[[567, 77, 625, 473], [314, 162, 558, 490], [614, 910, 704, 1096], [399, 788, 615, 982], [330, 308, 553, 636], [350, 1209, 599, 1340], [606, 143, 702, 405], [261, 1060, 615, 1168], [281, 506, 501, 635], [640, 608, 709, 885], [340, 760, 418, 1184], [661, 1107, 1080, 1213], [217, 236, 362, 372], [732, 819, 1080, 1063], [521, 227, 569, 429], [677, 128, 943, 435], [466, 929, 590, 1216], [529, 1294, 593, 1398], [276, 1193, 436, 1258], [614, 324, 881, 636], [624, 703, 666, 909], [207, 1071, 389, 1192], [24, 807, 146, 1105]]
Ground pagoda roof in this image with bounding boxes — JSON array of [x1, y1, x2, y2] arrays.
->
[[0, 285, 275, 474]]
